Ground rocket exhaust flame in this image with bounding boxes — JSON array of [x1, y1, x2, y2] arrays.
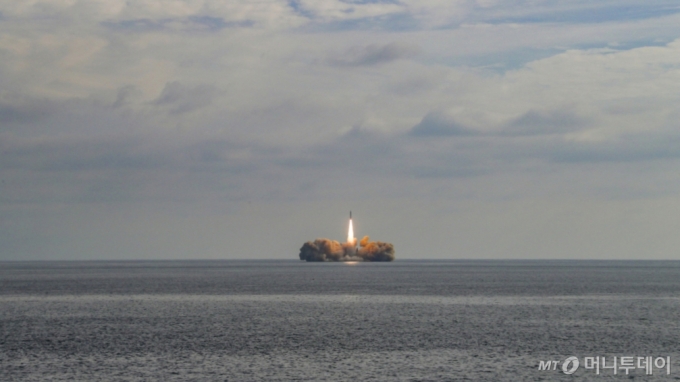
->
[[348, 217, 355, 244], [299, 211, 394, 262]]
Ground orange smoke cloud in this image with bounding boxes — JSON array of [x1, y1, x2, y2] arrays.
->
[[356, 235, 395, 262], [359, 235, 370, 247], [299, 235, 395, 262]]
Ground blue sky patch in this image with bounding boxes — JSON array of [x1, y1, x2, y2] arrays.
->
[[485, 4, 680, 24], [103, 16, 252, 33]]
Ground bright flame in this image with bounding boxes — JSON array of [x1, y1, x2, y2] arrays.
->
[[348, 218, 354, 244]]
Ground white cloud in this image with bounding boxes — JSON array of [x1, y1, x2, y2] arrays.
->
[[400, 0, 473, 28], [327, 41, 421, 66], [294, 0, 404, 22]]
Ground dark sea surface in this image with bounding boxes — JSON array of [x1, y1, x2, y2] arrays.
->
[[2, 260, 680, 381]]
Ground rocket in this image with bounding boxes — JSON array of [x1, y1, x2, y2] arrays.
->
[[350, 211, 352, 219]]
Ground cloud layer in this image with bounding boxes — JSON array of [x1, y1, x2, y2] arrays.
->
[[1, 0, 680, 260]]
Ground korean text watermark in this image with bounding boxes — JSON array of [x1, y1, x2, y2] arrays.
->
[[538, 356, 671, 375]]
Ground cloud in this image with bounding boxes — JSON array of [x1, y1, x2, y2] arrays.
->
[[112, 85, 136, 108], [484, 3, 680, 25], [549, 130, 680, 163], [0, 130, 264, 204], [408, 112, 478, 137], [1, 133, 160, 173], [328, 42, 420, 66], [293, 0, 404, 22], [3, 0, 680, 260], [152, 81, 219, 114], [103, 16, 253, 33], [0, 100, 55, 126], [398, 0, 472, 28], [502, 109, 589, 136]]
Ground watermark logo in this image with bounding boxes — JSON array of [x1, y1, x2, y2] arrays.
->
[[538, 357, 579, 374], [561, 356, 579, 374], [538, 356, 671, 375]]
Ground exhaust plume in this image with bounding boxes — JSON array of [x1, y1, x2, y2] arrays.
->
[[348, 217, 355, 245], [299, 237, 394, 262], [299, 239, 361, 262], [299, 213, 394, 262]]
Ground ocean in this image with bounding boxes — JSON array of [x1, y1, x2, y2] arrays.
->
[[1, 260, 679, 381]]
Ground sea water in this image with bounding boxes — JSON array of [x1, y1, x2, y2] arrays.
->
[[2, 260, 680, 381]]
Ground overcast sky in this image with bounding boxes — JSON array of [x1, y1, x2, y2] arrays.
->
[[2, 0, 680, 260]]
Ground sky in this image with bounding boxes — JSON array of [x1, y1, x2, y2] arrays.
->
[[2, 0, 680, 260]]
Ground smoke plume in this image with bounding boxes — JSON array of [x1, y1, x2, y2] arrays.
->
[[299, 236, 395, 262]]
